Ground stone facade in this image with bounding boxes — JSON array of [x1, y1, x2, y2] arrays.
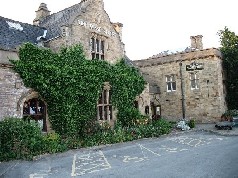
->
[[133, 37, 227, 123], [0, 0, 125, 129], [39, 0, 125, 63], [0, 0, 227, 127]]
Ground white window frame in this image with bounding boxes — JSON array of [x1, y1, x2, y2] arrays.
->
[[166, 75, 176, 92], [190, 72, 199, 90]]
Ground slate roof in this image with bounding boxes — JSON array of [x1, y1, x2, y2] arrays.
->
[[39, 2, 83, 40], [0, 16, 46, 50]]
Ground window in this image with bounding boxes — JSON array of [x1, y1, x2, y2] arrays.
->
[[134, 100, 139, 109], [190, 73, 199, 90], [23, 98, 47, 132], [97, 83, 112, 121], [166, 75, 176, 92], [145, 105, 150, 114], [91, 37, 105, 60]]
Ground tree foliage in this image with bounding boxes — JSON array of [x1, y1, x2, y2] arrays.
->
[[12, 43, 145, 137], [219, 27, 238, 109]]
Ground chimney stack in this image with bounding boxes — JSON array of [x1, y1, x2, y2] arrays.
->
[[190, 35, 203, 50], [33, 3, 50, 26], [113, 22, 123, 41]]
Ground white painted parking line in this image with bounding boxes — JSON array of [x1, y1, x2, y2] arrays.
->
[[138, 144, 161, 157], [71, 151, 111, 176], [169, 136, 225, 148]]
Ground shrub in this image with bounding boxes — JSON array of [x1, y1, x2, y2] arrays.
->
[[152, 119, 172, 135], [188, 119, 195, 128], [221, 109, 238, 121], [42, 132, 67, 153], [0, 117, 44, 161]]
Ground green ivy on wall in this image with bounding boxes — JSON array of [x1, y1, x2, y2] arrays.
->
[[12, 43, 145, 137], [219, 27, 238, 109]]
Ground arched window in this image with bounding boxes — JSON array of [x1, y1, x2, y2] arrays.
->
[[23, 98, 47, 132]]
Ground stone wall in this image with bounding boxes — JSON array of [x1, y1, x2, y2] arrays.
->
[[133, 48, 227, 123], [0, 65, 29, 121], [47, 1, 124, 64]]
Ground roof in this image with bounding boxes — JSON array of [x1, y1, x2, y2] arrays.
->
[[132, 48, 222, 68], [39, 2, 84, 40], [0, 16, 46, 50]]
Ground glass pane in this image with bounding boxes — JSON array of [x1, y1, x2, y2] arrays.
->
[[145, 106, 149, 114], [172, 82, 176, 90], [101, 41, 104, 54], [38, 101, 44, 114], [166, 76, 170, 82], [109, 90, 111, 104], [167, 83, 171, 91], [98, 92, 103, 104], [30, 99, 37, 114], [191, 80, 195, 89], [23, 102, 29, 115], [195, 73, 199, 79], [196, 79, 199, 89], [109, 106, 112, 120], [91, 38, 95, 52], [104, 106, 108, 120], [171, 75, 175, 81], [99, 106, 103, 120], [104, 90, 107, 104], [134, 101, 138, 109], [190, 73, 195, 80], [92, 53, 95, 60], [96, 39, 100, 52]]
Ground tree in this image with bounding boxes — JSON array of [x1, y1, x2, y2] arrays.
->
[[219, 27, 238, 109]]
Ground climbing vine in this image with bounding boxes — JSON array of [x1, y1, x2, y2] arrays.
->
[[219, 27, 238, 109], [12, 43, 145, 137]]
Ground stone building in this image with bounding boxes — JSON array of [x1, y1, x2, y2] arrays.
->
[[0, 0, 125, 131], [133, 35, 227, 123], [0, 0, 227, 130]]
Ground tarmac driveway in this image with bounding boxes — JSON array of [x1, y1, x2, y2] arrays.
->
[[1, 131, 238, 178]]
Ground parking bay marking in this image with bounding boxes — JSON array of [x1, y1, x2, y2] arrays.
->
[[71, 151, 111, 177]]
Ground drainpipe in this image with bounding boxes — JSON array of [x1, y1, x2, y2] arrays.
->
[[179, 61, 186, 120]]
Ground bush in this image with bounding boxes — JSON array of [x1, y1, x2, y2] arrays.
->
[[0, 117, 44, 161], [0, 117, 173, 161], [42, 132, 67, 153], [188, 119, 195, 128], [221, 110, 238, 121]]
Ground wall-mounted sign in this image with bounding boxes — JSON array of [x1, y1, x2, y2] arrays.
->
[[186, 62, 204, 71], [78, 19, 116, 37]]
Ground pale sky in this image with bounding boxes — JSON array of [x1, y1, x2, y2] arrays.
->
[[0, 0, 238, 60]]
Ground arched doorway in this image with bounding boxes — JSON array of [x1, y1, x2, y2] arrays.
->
[[23, 98, 47, 132]]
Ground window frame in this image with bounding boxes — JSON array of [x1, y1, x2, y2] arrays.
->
[[90, 36, 105, 60], [23, 98, 47, 132], [97, 83, 112, 121], [190, 72, 199, 90], [166, 75, 176, 92]]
